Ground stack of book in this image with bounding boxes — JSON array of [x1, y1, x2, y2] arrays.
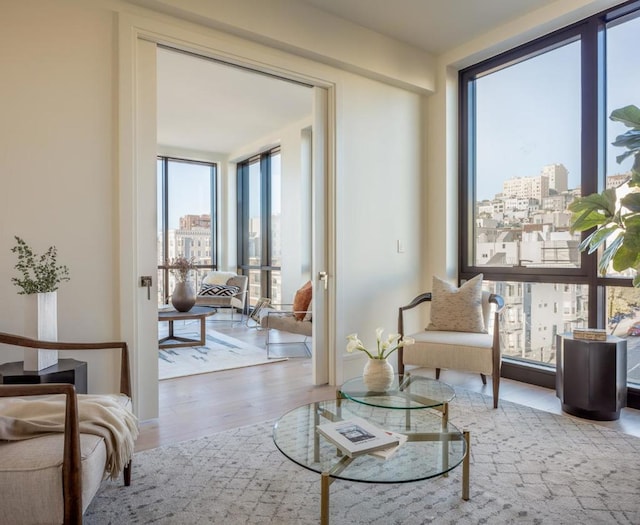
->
[[316, 416, 408, 459], [573, 328, 607, 341]]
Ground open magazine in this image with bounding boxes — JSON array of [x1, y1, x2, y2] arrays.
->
[[316, 417, 403, 458]]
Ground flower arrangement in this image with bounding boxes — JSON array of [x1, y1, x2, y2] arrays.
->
[[11, 236, 70, 295], [169, 256, 197, 282], [346, 328, 415, 360]]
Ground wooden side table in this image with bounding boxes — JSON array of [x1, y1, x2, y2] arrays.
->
[[0, 359, 88, 394], [556, 333, 627, 420]]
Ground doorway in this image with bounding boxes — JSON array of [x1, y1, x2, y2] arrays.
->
[[119, 22, 335, 420]]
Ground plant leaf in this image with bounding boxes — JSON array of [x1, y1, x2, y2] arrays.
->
[[620, 193, 640, 213], [599, 235, 624, 275], [610, 105, 640, 129], [580, 223, 619, 253]]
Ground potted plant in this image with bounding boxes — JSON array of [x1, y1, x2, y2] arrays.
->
[[569, 105, 640, 285], [346, 328, 414, 391], [168, 256, 197, 312], [11, 236, 70, 371], [11, 236, 70, 294]]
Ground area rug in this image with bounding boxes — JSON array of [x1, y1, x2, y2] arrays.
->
[[84, 388, 640, 524], [158, 328, 285, 380]]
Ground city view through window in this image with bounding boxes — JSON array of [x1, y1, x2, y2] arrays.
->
[[157, 158, 216, 305], [466, 12, 640, 385]]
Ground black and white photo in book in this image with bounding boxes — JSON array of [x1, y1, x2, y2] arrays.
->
[[316, 416, 400, 457]]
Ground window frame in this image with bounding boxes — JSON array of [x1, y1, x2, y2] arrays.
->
[[157, 156, 218, 305], [458, 0, 640, 405], [236, 147, 282, 303]]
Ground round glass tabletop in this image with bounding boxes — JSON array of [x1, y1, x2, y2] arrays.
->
[[273, 399, 466, 484], [339, 374, 456, 410]]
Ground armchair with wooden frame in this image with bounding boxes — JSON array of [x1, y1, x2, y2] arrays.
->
[[0, 332, 135, 525], [397, 287, 505, 408]]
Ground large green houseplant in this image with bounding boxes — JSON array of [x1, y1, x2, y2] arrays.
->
[[569, 105, 640, 285]]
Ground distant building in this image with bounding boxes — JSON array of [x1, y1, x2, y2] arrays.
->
[[606, 173, 632, 189], [503, 175, 549, 200], [541, 164, 568, 193]]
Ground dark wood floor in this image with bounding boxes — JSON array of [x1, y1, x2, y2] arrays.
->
[[137, 317, 640, 451]]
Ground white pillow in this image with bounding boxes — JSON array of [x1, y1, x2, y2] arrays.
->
[[202, 271, 237, 286]]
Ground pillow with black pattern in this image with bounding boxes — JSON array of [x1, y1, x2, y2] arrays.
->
[[198, 284, 240, 297]]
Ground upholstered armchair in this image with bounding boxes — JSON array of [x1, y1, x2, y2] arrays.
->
[[0, 332, 136, 524], [397, 275, 505, 408], [195, 271, 249, 323], [259, 281, 312, 358]]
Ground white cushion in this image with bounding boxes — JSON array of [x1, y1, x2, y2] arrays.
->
[[404, 330, 494, 376], [202, 271, 236, 286]]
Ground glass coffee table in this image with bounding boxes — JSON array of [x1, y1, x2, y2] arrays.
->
[[273, 376, 468, 525]]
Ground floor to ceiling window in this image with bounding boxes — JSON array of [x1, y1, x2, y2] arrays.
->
[[460, 2, 640, 394], [237, 148, 282, 306], [157, 157, 217, 305]]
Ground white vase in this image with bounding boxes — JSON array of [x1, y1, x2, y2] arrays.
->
[[24, 291, 59, 371], [362, 358, 394, 392]]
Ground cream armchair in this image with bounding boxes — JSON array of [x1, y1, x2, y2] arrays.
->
[[195, 271, 248, 323], [0, 332, 136, 524], [397, 277, 505, 408]]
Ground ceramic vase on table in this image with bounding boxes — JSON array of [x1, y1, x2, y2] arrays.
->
[[171, 281, 196, 312], [24, 291, 59, 371], [362, 357, 394, 392]]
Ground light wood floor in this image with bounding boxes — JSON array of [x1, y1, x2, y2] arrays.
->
[[137, 317, 640, 451]]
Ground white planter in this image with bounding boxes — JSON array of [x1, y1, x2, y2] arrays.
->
[[24, 291, 59, 371]]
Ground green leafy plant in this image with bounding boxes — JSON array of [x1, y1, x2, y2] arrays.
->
[[168, 256, 196, 282], [11, 236, 70, 294], [346, 328, 414, 360], [569, 105, 640, 285]]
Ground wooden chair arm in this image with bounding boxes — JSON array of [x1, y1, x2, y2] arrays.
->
[[0, 332, 131, 398], [0, 383, 82, 525], [397, 293, 432, 337]]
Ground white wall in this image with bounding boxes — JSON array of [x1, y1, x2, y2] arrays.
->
[[0, 0, 121, 393], [335, 74, 423, 381]]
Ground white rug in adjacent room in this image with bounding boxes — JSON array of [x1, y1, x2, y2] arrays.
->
[[158, 328, 285, 380]]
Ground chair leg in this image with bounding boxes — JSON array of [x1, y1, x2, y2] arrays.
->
[[124, 461, 132, 486], [435, 368, 441, 380], [480, 373, 487, 385], [492, 373, 500, 409]]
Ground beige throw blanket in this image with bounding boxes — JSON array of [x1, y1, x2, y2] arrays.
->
[[0, 394, 139, 479]]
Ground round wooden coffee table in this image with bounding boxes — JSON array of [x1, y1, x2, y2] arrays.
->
[[158, 306, 216, 349]]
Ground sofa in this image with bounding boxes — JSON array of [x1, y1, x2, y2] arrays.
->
[[195, 271, 248, 323], [0, 332, 137, 524]]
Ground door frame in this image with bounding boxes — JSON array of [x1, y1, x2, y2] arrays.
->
[[118, 13, 337, 419]]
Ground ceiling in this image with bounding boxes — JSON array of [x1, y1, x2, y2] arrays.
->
[[298, 0, 558, 54], [156, 0, 560, 156]]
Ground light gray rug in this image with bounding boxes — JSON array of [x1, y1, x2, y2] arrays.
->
[[84, 389, 640, 524], [158, 328, 285, 380]]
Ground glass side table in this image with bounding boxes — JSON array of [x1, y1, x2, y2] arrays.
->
[[338, 373, 456, 428]]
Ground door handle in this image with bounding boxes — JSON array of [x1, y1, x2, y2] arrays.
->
[[140, 276, 152, 300], [318, 271, 328, 290]]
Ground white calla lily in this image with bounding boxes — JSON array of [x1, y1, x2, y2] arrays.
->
[[346, 328, 415, 360]]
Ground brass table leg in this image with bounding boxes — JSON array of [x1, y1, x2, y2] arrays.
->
[[462, 430, 470, 500], [321, 472, 330, 525]]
